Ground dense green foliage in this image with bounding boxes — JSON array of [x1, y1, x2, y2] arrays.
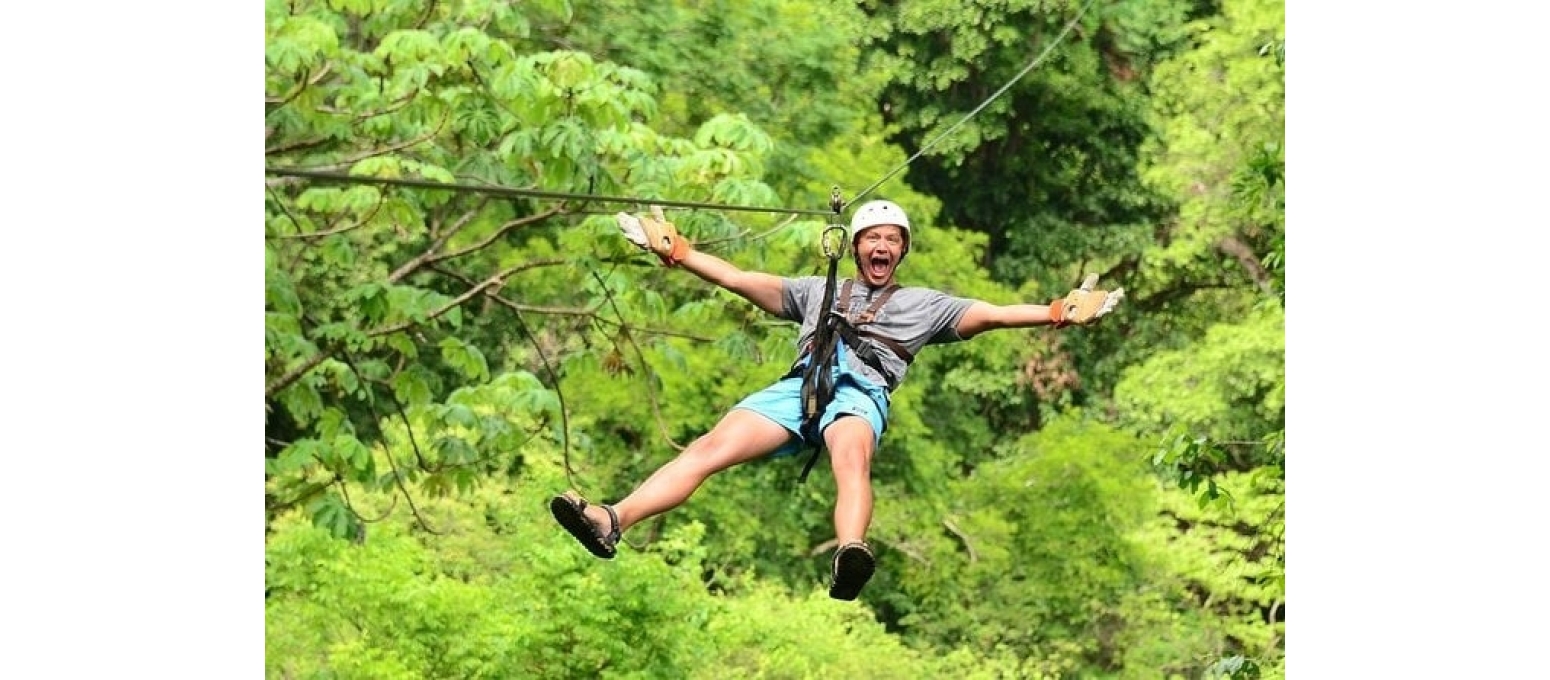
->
[[265, 0, 1285, 677]]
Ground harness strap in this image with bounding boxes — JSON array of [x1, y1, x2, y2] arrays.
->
[[834, 279, 899, 324], [833, 279, 914, 373], [797, 255, 844, 484]]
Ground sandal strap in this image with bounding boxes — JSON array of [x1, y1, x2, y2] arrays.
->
[[833, 541, 872, 566], [600, 504, 622, 543]]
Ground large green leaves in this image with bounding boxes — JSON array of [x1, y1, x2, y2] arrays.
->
[[264, 0, 788, 534], [859, 0, 1197, 289]]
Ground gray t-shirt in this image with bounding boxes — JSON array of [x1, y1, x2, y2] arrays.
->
[[779, 276, 975, 392]]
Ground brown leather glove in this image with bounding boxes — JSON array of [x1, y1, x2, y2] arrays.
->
[[1049, 273, 1124, 327], [615, 205, 692, 266]]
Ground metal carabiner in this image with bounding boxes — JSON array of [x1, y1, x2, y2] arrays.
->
[[821, 224, 847, 260]]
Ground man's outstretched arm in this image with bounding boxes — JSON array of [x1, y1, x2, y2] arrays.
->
[[679, 249, 785, 316], [616, 207, 785, 316], [954, 301, 1058, 340], [955, 275, 1125, 339]]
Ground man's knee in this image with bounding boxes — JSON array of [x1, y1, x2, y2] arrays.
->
[[825, 417, 875, 475]]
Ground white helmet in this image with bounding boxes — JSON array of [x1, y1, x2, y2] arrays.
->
[[848, 200, 911, 245]]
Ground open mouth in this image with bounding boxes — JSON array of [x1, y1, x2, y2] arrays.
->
[[867, 254, 891, 279]]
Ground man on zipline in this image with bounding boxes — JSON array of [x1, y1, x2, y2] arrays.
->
[[551, 199, 1123, 600]]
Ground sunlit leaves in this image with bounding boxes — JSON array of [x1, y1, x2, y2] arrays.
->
[[439, 337, 490, 382], [1114, 304, 1284, 444], [349, 156, 457, 185], [383, 284, 454, 326], [449, 97, 503, 146], [269, 438, 322, 476], [432, 435, 480, 469], [335, 434, 376, 480], [1151, 429, 1233, 507], [265, 254, 303, 315], [265, 15, 340, 78], [694, 113, 773, 155], [294, 187, 345, 213], [278, 379, 327, 427], [390, 365, 438, 405], [440, 27, 500, 66], [501, 371, 560, 420], [269, 0, 819, 560], [325, 0, 388, 16], [375, 29, 443, 67], [1139, 0, 1284, 277]]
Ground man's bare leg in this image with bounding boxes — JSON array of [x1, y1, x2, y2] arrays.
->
[[575, 408, 794, 535], [823, 415, 877, 545]]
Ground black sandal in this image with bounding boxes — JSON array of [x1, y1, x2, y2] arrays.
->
[[828, 541, 875, 601], [549, 492, 621, 559]]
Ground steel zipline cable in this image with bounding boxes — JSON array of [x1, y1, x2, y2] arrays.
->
[[842, 0, 1099, 211], [265, 0, 1096, 220], [264, 166, 836, 217]]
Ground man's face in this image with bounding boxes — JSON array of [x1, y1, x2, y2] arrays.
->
[[853, 225, 908, 286]]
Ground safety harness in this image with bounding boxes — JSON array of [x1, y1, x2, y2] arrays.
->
[[795, 193, 914, 483]]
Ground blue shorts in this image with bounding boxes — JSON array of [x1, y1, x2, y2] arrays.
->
[[732, 352, 891, 458]]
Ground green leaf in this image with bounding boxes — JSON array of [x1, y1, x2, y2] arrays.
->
[[342, 283, 389, 323], [265, 15, 339, 75], [510, 383, 559, 419], [383, 333, 419, 359], [714, 331, 757, 362], [277, 381, 325, 427], [352, 358, 392, 383], [317, 237, 357, 268], [386, 285, 434, 323], [433, 435, 479, 466], [306, 491, 360, 540], [316, 408, 352, 440], [390, 367, 434, 405], [271, 439, 322, 475], [294, 187, 344, 213], [332, 434, 375, 480], [266, 271, 303, 314], [439, 404, 478, 429], [439, 337, 490, 382], [441, 26, 494, 63], [374, 29, 442, 65]]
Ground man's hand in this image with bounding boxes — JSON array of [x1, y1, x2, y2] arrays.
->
[[1049, 273, 1124, 327], [615, 205, 692, 266]]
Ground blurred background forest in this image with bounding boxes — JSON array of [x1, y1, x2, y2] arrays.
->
[[264, 0, 1285, 677]]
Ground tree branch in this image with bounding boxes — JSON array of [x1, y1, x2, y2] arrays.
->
[[943, 517, 978, 563], [1215, 234, 1275, 296], [307, 109, 452, 173], [266, 63, 334, 113], [390, 203, 561, 282], [266, 259, 568, 398], [589, 267, 686, 452], [266, 136, 333, 156], [427, 206, 565, 267], [387, 198, 493, 282], [316, 91, 417, 121], [271, 192, 387, 240]]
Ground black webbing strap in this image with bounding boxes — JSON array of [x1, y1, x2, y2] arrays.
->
[[797, 255, 842, 484], [797, 197, 848, 485]]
